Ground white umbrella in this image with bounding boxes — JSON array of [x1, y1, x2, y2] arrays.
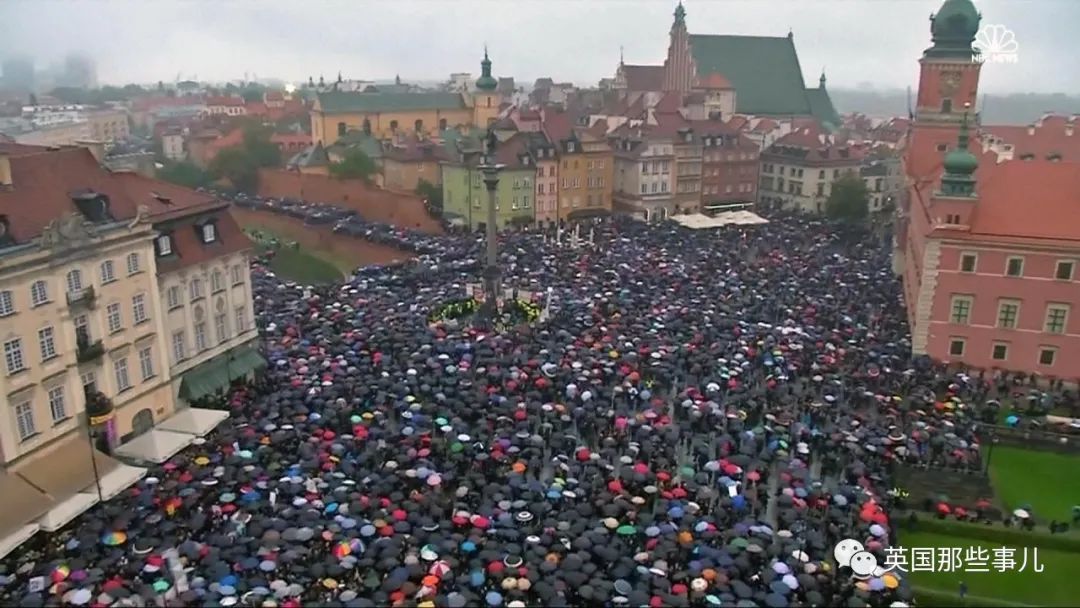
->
[[1013, 509, 1030, 519]]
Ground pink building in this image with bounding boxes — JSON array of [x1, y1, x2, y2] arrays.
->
[[900, 0, 1080, 379]]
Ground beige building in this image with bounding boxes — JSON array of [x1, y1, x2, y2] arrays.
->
[[0, 143, 258, 554], [11, 121, 93, 147], [758, 126, 864, 214], [86, 109, 130, 142], [610, 128, 677, 222]]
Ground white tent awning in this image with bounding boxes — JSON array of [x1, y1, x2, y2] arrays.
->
[[38, 493, 99, 532], [113, 430, 194, 464], [0, 524, 39, 560], [156, 407, 229, 438], [672, 211, 770, 230], [91, 463, 147, 500]]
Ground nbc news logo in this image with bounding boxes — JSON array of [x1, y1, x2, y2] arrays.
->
[[974, 24, 1019, 64]]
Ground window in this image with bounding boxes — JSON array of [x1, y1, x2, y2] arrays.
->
[[38, 326, 56, 361], [991, 343, 1008, 361], [66, 269, 85, 294], [1055, 261, 1075, 281], [523, 195, 530, 208], [100, 260, 116, 283], [189, 278, 204, 301], [172, 331, 187, 362], [818, 170, 825, 179], [996, 300, 1019, 329], [30, 280, 49, 306], [959, 253, 977, 273], [232, 264, 245, 285], [235, 306, 246, 332], [114, 357, 131, 392], [1005, 256, 1024, 277], [132, 294, 148, 324], [661, 181, 668, 193], [138, 346, 155, 380], [81, 370, 97, 394], [167, 285, 181, 310], [641, 162, 648, 173], [48, 386, 67, 423], [201, 223, 217, 243], [1038, 347, 1057, 366], [640, 184, 648, 194], [74, 314, 89, 344], [126, 252, 141, 275], [194, 322, 208, 351], [337, 122, 346, 136], [389, 120, 399, 131], [816, 183, 825, 196], [104, 302, 122, 332], [3, 336, 27, 374], [215, 313, 229, 343], [15, 400, 36, 441], [950, 295, 972, 324], [572, 177, 579, 188], [1045, 304, 1069, 334], [948, 339, 965, 356], [587, 160, 594, 171], [0, 290, 13, 316], [154, 236, 172, 259], [651, 182, 658, 193], [414, 119, 423, 132], [211, 270, 225, 293]]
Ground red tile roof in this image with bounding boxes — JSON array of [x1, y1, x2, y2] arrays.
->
[[621, 65, 665, 91], [0, 142, 50, 157], [264, 91, 285, 102], [653, 92, 683, 115], [155, 210, 249, 273], [697, 72, 732, 89], [751, 118, 779, 133], [207, 96, 245, 107], [766, 125, 863, 163], [131, 96, 206, 112], [270, 132, 312, 147], [981, 115, 1080, 161], [963, 160, 1080, 241], [245, 101, 269, 116], [0, 147, 218, 243]]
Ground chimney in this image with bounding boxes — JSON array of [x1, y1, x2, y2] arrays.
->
[[1067, 122, 1075, 137], [1027, 124, 1035, 136], [0, 154, 11, 188]]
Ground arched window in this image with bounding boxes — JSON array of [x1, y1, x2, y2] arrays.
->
[[941, 99, 952, 113], [439, 118, 448, 131], [66, 269, 83, 294], [362, 119, 371, 135], [30, 280, 49, 306], [337, 122, 347, 136], [414, 119, 423, 132], [389, 120, 399, 131]]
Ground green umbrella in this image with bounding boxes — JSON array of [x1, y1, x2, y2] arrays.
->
[[451, 442, 464, 453], [680, 466, 695, 478], [616, 525, 637, 536], [152, 580, 170, 593], [729, 538, 749, 551]]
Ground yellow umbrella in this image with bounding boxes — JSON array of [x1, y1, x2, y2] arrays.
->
[[194, 456, 211, 466]]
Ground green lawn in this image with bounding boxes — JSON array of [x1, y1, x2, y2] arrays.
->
[[903, 531, 1080, 606], [258, 244, 343, 285], [988, 446, 1080, 522]]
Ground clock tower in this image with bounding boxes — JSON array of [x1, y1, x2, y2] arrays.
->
[[915, 0, 982, 126]]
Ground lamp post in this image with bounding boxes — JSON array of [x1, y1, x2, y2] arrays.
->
[[84, 389, 111, 503], [477, 129, 504, 323]]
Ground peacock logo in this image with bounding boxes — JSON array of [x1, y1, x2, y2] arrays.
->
[[973, 24, 1019, 64]]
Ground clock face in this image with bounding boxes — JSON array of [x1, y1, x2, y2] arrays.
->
[[940, 71, 961, 95]]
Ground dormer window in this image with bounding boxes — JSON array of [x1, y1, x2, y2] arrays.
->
[[156, 234, 173, 256], [198, 221, 217, 243], [567, 142, 576, 153]]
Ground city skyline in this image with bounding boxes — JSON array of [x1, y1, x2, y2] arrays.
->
[[2, 0, 1078, 94]]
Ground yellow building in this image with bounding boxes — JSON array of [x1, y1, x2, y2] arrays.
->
[[311, 51, 502, 144], [0, 144, 259, 550]]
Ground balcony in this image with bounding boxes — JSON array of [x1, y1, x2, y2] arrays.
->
[[66, 285, 97, 310], [76, 335, 105, 363]]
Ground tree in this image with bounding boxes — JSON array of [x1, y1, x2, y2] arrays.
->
[[824, 173, 870, 222], [242, 89, 264, 103], [416, 178, 443, 213], [329, 149, 377, 181], [209, 147, 259, 192], [157, 161, 210, 189]]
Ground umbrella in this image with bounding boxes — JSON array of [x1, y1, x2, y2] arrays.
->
[[616, 525, 637, 536], [101, 532, 127, 547], [1013, 509, 1030, 519]]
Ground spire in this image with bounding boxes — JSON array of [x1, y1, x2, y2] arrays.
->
[[620, 45, 625, 66], [337, 71, 342, 84], [674, 1, 686, 26], [476, 45, 497, 92], [941, 104, 979, 196], [819, 69, 826, 89]]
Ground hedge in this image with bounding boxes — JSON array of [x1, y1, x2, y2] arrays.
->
[[907, 518, 1080, 553]]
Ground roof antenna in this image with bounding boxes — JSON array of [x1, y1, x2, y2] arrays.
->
[[906, 85, 913, 121], [620, 45, 625, 65]]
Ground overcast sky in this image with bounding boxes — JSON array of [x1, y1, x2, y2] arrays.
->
[[1, 0, 1076, 94]]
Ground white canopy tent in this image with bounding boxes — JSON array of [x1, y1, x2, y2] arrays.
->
[[672, 211, 770, 230], [156, 407, 229, 438], [113, 429, 194, 464], [0, 524, 39, 560], [92, 463, 147, 500], [37, 492, 99, 532]]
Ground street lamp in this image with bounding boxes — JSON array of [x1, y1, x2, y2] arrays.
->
[[477, 128, 504, 323]]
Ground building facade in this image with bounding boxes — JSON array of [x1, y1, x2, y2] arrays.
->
[[440, 133, 536, 230], [524, 132, 559, 226], [901, 0, 1080, 378], [312, 52, 502, 144], [696, 121, 760, 213], [86, 110, 130, 142], [611, 131, 676, 222], [757, 126, 863, 214], [672, 127, 703, 214]]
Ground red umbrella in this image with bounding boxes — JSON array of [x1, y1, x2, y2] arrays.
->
[[746, 471, 761, 482], [936, 502, 951, 515]]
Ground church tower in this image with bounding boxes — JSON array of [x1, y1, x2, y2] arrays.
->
[[662, 2, 695, 93], [472, 47, 501, 128], [914, 0, 982, 126]]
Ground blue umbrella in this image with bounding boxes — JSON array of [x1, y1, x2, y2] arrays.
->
[[259, 561, 276, 572], [668, 506, 685, 519], [1005, 415, 1019, 426], [469, 571, 485, 588], [485, 591, 503, 606]]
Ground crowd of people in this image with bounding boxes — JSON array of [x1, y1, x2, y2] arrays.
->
[[0, 212, 1063, 607]]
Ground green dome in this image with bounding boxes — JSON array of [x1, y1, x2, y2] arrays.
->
[[476, 49, 497, 92], [930, 0, 980, 52], [943, 148, 978, 175]]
